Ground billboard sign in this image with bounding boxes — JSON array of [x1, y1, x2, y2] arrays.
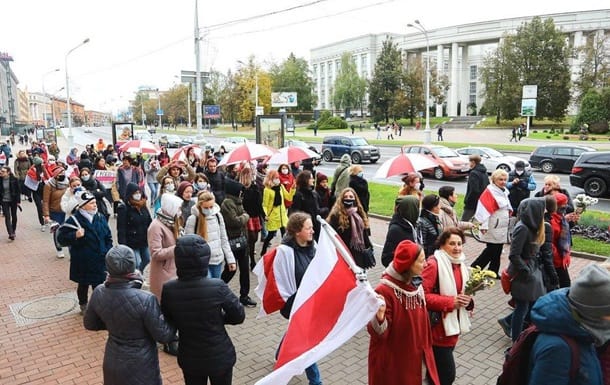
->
[[522, 85, 538, 99], [204, 105, 221, 119], [271, 92, 298, 107], [521, 99, 537, 117]]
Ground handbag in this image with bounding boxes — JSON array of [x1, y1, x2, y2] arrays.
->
[[229, 234, 248, 253], [353, 247, 376, 269], [501, 268, 513, 295]]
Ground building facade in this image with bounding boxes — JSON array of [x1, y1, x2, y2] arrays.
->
[[310, 9, 610, 117]]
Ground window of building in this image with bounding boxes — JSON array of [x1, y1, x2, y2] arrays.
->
[[361, 54, 368, 77], [470, 65, 477, 80], [469, 82, 477, 94], [469, 95, 476, 105]]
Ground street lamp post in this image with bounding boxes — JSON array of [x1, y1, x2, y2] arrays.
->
[[65, 38, 90, 148], [408, 20, 431, 144], [42, 68, 59, 127]]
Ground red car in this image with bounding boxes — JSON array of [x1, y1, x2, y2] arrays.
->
[[403, 145, 470, 180]]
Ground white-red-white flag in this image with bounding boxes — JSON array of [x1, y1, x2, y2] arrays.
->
[[474, 185, 511, 224], [253, 222, 380, 385]]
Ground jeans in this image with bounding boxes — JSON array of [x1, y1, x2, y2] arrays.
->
[[133, 247, 151, 272], [183, 367, 233, 385], [49, 211, 66, 251], [470, 243, 503, 276], [147, 182, 159, 203], [208, 264, 222, 278], [305, 363, 322, 385], [432, 346, 455, 385], [511, 299, 532, 342]]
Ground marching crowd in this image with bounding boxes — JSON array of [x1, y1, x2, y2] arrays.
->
[[1, 136, 609, 385]]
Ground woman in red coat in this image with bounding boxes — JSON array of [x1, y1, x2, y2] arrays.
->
[[422, 227, 473, 385], [550, 192, 572, 288], [368, 240, 439, 385]]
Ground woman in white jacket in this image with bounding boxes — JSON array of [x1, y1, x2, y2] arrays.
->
[[184, 191, 236, 278]]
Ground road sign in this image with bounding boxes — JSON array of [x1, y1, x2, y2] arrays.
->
[[522, 85, 538, 99], [521, 99, 537, 116], [204, 105, 220, 119], [181, 70, 210, 84], [156, 109, 164, 116]]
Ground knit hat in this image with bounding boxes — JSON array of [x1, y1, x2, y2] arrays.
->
[[224, 177, 244, 197], [316, 172, 328, 185], [105, 245, 136, 277], [568, 264, 610, 319], [515, 160, 526, 170], [50, 164, 64, 177], [161, 193, 183, 217], [555, 192, 568, 207], [75, 190, 96, 208], [392, 240, 423, 274], [176, 181, 193, 198], [33, 157, 43, 166]]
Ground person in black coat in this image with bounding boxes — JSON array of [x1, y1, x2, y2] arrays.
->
[[161, 234, 245, 385], [381, 195, 420, 267], [204, 158, 226, 204], [80, 167, 110, 221], [289, 170, 322, 241], [417, 194, 443, 258], [116, 182, 153, 272], [238, 168, 265, 270], [348, 165, 370, 213], [461, 154, 489, 221], [0, 166, 21, 240], [84, 245, 176, 385]]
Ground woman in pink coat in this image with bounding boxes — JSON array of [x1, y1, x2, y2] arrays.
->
[[147, 193, 184, 300]]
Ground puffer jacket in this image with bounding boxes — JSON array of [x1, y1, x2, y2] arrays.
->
[[438, 197, 473, 231], [221, 193, 249, 240], [418, 211, 442, 258], [43, 179, 68, 215], [161, 235, 245, 374], [116, 184, 152, 249], [528, 289, 604, 385], [184, 203, 235, 266], [84, 281, 176, 385]]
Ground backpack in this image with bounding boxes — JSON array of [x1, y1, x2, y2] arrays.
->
[[497, 325, 580, 385]]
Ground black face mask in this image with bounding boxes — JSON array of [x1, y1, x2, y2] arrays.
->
[[56, 175, 66, 181], [343, 199, 355, 207]]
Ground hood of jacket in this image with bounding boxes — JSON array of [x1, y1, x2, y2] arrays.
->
[[517, 197, 545, 232], [531, 288, 594, 340], [394, 195, 420, 225], [224, 177, 243, 198], [339, 154, 352, 167], [174, 234, 211, 279], [473, 163, 487, 174]]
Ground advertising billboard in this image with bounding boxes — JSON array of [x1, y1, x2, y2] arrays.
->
[[204, 105, 221, 119], [271, 92, 298, 107]]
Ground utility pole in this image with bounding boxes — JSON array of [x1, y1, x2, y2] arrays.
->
[[194, 0, 203, 135]]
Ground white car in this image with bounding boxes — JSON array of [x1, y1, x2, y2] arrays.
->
[[456, 146, 531, 173], [192, 135, 215, 152], [218, 136, 248, 153]]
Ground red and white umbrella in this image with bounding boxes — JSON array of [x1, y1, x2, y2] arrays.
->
[[267, 146, 320, 165], [373, 151, 439, 179], [218, 142, 278, 166], [118, 139, 161, 155], [171, 144, 206, 163]]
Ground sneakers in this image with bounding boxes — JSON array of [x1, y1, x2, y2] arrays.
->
[[56, 250, 65, 259], [240, 296, 257, 308], [498, 317, 511, 338], [40, 224, 47, 232]]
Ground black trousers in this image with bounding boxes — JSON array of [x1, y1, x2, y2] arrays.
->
[[470, 242, 503, 276], [556, 267, 571, 288], [76, 284, 98, 305], [32, 188, 44, 225], [221, 247, 250, 297], [1, 201, 18, 236], [432, 346, 455, 385], [183, 367, 233, 385]]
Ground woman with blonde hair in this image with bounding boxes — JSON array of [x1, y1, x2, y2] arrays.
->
[[184, 191, 236, 279], [261, 169, 290, 256], [328, 187, 374, 269], [534, 174, 579, 223]]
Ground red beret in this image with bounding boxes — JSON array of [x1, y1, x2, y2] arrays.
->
[[392, 240, 423, 274], [555, 192, 568, 207]]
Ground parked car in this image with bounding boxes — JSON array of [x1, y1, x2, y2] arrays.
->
[[320, 136, 380, 164], [570, 151, 610, 197], [218, 136, 248, 153], [529, 144, 596, 174], [403, 144, 470, 180], [158, 134, 182, 148], [456, 146, 531, 173], [191, 135, 214, 153], [134, 130, 154, 142]]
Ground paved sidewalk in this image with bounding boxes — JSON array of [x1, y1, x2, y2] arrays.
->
[[0, 189, 603, 385]]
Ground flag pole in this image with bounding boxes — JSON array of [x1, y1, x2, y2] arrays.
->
[[316, 216, 368, 282]]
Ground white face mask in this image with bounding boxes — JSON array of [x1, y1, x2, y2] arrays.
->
[[273, 178, 280, 186], [132, 193, 142, 201], [48, 160, 56, 165], [197, 182, 208, 190], [201, 208, 214, 216], [81, 175, 90, 181], [281, 169, 289, 175], [515, 170, 524, 176], [165, 184, 175, 192]]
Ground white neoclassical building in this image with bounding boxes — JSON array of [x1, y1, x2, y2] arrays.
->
[[310, 9, 610, 117]]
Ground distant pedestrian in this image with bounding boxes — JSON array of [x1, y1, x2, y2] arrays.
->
[[351, 124, 355, 135], [437, 125, 444, 141], [510, 127, 517, 142], [518, 124, 525, 141], [313, 123, 318, 136], [387, 124, 394, 140], [398, 124, 403, 136], [0, 166, 21, 241], [375, 123, 381, 139]]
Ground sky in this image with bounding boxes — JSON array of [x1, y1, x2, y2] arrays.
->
[[1, 0, 606, 113]]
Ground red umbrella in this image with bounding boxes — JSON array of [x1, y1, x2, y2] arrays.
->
[[171, 145, 206, 163], [373, 149, 439, 179], [218, 142, 278, 166], [267, 146, 320, 165], [118, 139, 161, 155]]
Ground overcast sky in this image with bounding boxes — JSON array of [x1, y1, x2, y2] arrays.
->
[[1, 0, 605, 112]]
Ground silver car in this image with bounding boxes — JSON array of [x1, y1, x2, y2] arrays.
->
[[456, 146, 531, 173]]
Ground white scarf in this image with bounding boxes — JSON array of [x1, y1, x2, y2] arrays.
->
[[433, 249, 471, 336]]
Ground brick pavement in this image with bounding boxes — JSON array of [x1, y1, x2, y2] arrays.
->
[[0, 188, 605, 385]]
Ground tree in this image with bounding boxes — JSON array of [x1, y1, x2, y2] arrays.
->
[[332, 52, 367, 115], [393, 56, 424, 124], [368, 38, 403, 123], [576, 89, 610, 134], [575, 33, 610, 103], [234, 57, 271, 126], [269, 53, 315, 111], [219, 70, 240, 129]]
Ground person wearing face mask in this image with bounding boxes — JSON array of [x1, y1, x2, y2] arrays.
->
[[238, 168, 264, 270], [153, 176, 175, 216], [289, 170, 321, 241], [277, 163, 296, 208], [398, 172, 423, 203], [44, 154, 57, 176], [381, 196, 421, 267], [438, 186, 473, 231], [327, 187, 374, 269], [176, 181, 196, 226], [192, 173, 210, 196], [117, 183, 153, 272], [348, 164, 370, 213], [418, 194, 443, 258], [507, 160, 536, 215], [43, 165, 71, 258], [56, 191, 113, 315], [60, 177, 83, 215], [261, 169, 290, 256], [80, 167, 110, 221]]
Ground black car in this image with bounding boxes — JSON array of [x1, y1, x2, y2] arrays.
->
[[320, 136, 380, 164], [528, 144, 596, 173], [570, 151, 610, 197]]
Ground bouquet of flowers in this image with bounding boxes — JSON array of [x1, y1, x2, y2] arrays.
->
[[573, 193, 598, 214], [464, 266, 497, 296]]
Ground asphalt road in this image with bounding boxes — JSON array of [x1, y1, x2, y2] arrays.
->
[[70, 126, 610, 212]]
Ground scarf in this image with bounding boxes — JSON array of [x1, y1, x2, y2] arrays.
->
[[346, 207, 366, 251], [474, 183, 511, 225], [156, 210, 182, 239], [380, 277, 426, 310], [433, 249, 471, 336], [129, 197, 147, 210], [272, 185, 282, 206], [573, 311, 610, 347], [104, 271, 144, 288]]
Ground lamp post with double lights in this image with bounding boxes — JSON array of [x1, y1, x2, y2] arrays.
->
[[65, 38, 90, 148], [42, 68, 60, 127], [408, 20, 431, 144]]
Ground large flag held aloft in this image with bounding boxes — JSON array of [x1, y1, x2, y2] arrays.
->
[[253, 218, 380, 385]]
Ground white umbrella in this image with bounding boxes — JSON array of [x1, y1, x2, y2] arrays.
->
[[267, 146, 320, 165]]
